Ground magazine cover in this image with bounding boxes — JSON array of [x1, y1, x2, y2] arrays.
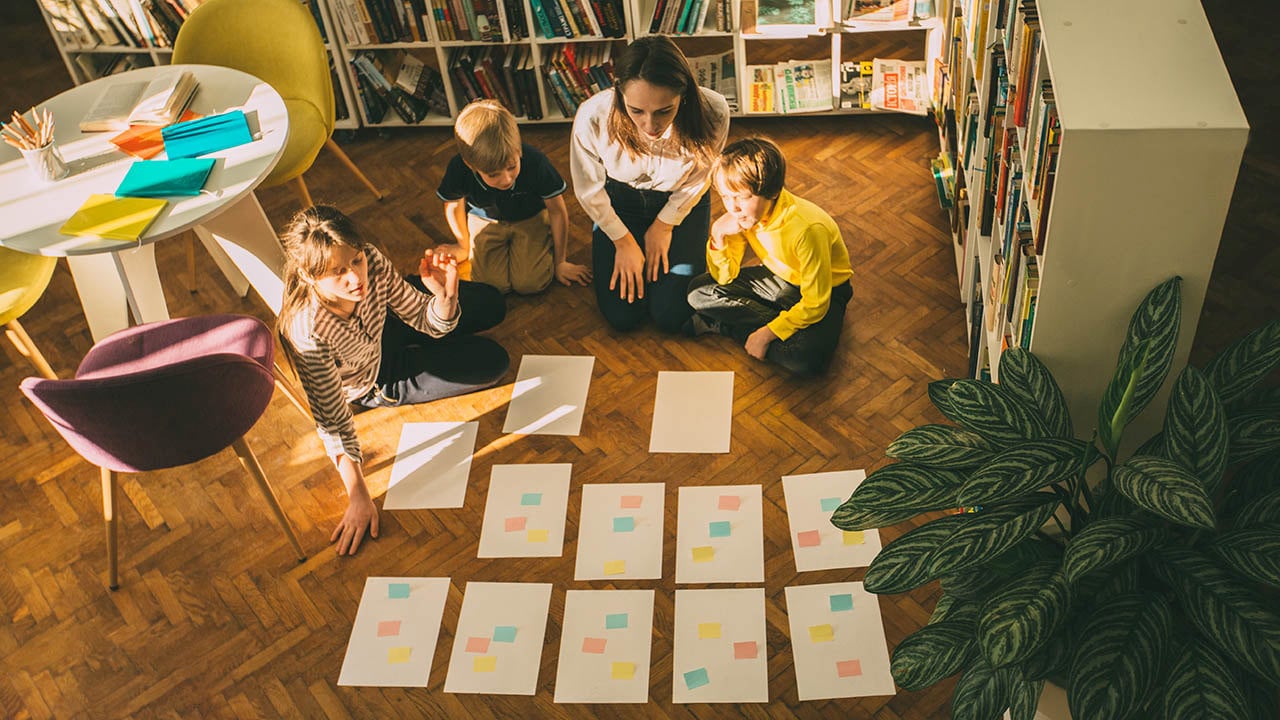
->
[[869, 57, 929, 115]]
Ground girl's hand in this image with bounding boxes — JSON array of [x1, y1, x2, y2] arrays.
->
[[644, 220, 674, 282], [331, 487, 379, 555], [610, 235, 645, 303], [421, 249, 459, 301]]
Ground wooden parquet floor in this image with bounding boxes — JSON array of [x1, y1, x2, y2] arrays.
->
[[2, 2, 1277, 717]]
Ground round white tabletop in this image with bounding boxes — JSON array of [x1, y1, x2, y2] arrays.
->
[[0, 63, 288, 257]]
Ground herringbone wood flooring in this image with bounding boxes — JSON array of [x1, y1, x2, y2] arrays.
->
[[2, 1, 1277, 717]]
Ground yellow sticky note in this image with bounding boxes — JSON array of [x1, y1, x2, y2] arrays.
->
[[387, 646, 412, 664], [697, 622, 721, 639], [809, 624, 835, 643], [527, 529, 549, 543], [473, 655, 497, 672], [843, 530, 866, 545], [611, 661, 636, 680], [692, 546, 715, 563], [604, 559, 626, 575]]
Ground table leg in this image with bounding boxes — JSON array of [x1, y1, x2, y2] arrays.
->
[[196, 193, 285, 316], [65, 244, 170, 342], [113, 243, 169, 325]]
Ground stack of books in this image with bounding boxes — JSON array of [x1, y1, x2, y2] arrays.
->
[[79, 70, 199, 133]]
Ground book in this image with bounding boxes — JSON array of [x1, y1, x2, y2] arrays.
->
[[161, 110, 254, 159], [749, 0, 827, 35], [126, 70, 198, 126], [745, 64, 776, 113], [59, 194, 168, 241], [839, 60, 873, 109], [115, 158, 216, 197], [843, 0, 912, 23]]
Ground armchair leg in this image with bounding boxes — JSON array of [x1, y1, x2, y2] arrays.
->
[[324, 138, 384, 201], [291, 176, 314, 208], [231, 436, 307, 563], [186, 232, 198, 293], [6, 319, 57, 379], [101, 467, 119, 591]]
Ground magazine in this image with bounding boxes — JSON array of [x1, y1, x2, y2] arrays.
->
[[869, 57, 929, 115]]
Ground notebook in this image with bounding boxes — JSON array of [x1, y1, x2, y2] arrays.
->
[[161, 110, 253, 160], [59, 194, 168, 241], [115, 158, 216, 198]]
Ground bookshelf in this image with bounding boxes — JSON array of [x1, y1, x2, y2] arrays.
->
[[936, 0, 1248, 439], [33, 0, 361, 130], [319, 0, 945, 126]]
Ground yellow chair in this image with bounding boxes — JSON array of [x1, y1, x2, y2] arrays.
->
[[172, 0, 382, 207], [1, 248, 59, 380]]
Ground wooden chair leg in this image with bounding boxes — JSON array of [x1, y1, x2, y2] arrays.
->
[[6, 319, 57, 379], [324, 137, 384, 201], [231, 436, 307, 562], [291, 176, 314, 207], [101, 467, 119, 591], [272, 360, 312, 420], [186, 232, 198, 293]]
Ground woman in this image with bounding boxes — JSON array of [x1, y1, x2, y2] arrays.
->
[[570, 35, 731, 334], [277, 205, 508, 555]]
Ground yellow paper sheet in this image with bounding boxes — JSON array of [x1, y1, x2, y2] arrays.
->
[[697, 622, 721, 639], [603, 559, 626, 575], [611, 662, 636, 680], [691, 545, 715, 563], [59, 194, 167, 241], [527, 529, 549, 543], [809, 624, 835, 643], [473, 655, 497, 672], [843, 530, 865, 545], [387, 646, 412, 664]]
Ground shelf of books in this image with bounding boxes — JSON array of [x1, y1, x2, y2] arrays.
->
[[35, 0, 360, 129], [935, 0, 1248, 438]]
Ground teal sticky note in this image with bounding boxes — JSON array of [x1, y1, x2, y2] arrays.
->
[[388, 583, 410, 599], [613, 516, 635, 532], [605, 613, 629, 630], [520, 493, 542, 506], [830, 593, 854, 612], [493, 625, 517, 643], [708, 520, 732, 538], [820, 497, 843, 513], [683, 667, 710, 690]]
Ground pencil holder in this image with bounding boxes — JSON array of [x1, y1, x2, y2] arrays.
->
[[20, 141, 69, 183]]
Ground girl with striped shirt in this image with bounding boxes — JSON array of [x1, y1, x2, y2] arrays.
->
[[278, 206, 508, 555]]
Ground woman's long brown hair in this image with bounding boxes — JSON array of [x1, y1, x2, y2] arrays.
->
[[607, 35, 717, 161], [275, 205, 367, 364]]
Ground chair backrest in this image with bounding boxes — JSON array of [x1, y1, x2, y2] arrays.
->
[[0, 247, 58, 326], [171, 0, 334, 134], [20, 318, 277, 473]]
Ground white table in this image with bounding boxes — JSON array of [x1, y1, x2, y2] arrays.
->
[[0, 64, 290, 342]]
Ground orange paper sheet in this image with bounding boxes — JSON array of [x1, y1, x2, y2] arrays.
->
[[109, 109, 201, 159]]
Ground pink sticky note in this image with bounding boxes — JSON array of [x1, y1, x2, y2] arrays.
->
[[376, 620, 401, 637], [837, 659, 863, 678], [620, 495, 643, 509], [733, 641, 758, 660], [465, 636, 490, 653], [797, 529, 822, 548], [581, 637, 607, 654], [718, 495, 741, 511], [504, 516, 527, 532]]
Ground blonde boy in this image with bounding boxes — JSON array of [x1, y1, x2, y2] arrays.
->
[[686, 137, 853, 375], [437, 99, 590, 293]]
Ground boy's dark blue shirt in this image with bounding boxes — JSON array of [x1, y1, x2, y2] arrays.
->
[[436, 143, 566, 223]]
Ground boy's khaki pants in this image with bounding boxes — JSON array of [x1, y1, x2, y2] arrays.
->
[[466, 211, 554, 295]]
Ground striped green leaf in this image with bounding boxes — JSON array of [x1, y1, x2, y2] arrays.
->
[[1156, 548, 1280, 685], [925, 493, 1062, 577], [1062, 517, 1165, 584], [887, 424, 995, 468], [998, 348, 1073, 438], [1226, 410, 1280, 465], [1163, 366, 1229, 495], [1159, 641, 1252, 720], [1222, 452, 1280, 522], [1098, 278, 1182, 457], [890, 621, 978, 690], [846, 462, 967, 512], [1093, 558, 1142, 601], [931, 594, 980, 625], [1231, 489, 1280, 530], [948, 380, 1050, 445], [930, 379, 964, 423], [958, 438, 1094, 506], [977, 562, 1070, 668], [1008, 679, 1046, 720], [940, 538, 1059, 601], [952, 659, 1016, 720], [1020, 625, 1073, 681], [1242, 671, 1280, 720], [829, 499, 920, 532], [1210, 527, 1280, 590], [1202, 319, 1280, 409], [1068, 593, 1173, 720], [864, 515, 969, 594], [1113, 456, 1216, 530]]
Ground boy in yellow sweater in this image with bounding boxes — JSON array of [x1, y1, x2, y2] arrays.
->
[[686, 137, 853, 375]]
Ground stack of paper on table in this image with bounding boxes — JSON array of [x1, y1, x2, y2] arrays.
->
[[161, 109, 253, 159], [110, 109, 201, 159], [58, 194, 167, 241], [115, 158, 215, 198]]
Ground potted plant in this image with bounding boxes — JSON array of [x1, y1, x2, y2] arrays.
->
[[833, 277, 1280, 719]]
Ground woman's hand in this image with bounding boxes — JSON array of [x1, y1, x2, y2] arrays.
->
[[421, 249, 460, 316], [644, 219, 674, 282], [610, 234, 645, 303], [330, 464, 380, 555]]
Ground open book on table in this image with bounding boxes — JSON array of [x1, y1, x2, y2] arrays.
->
[[79, 70, 199, 133]]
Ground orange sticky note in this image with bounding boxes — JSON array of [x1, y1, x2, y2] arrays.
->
[[376, 620, 401, 638], [527, 529, 549, 543], [733, 641, 758, 659], [843, 530, 866, 545], [582, 637, 607, 654], [697, 622, 721, 639], [797, 530, 822, 548], [611, 661, 636, 680], [473, 656, 497, 672], [620, 495, 643, 509], [465, 636, 490, 653], [604, 559, 626, 575], [718, 495, 741, 511], [836, 659, 863, 677], [692, 546, 715, 563], [505, 516, 527, 532], [809, 624, 835, 643], [387, 646, 412, 664]]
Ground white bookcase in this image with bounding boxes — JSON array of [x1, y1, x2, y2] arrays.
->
[[321, 0, 945, 126], [33, 0, 362, 130], [942, 0, 1248, 439]]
